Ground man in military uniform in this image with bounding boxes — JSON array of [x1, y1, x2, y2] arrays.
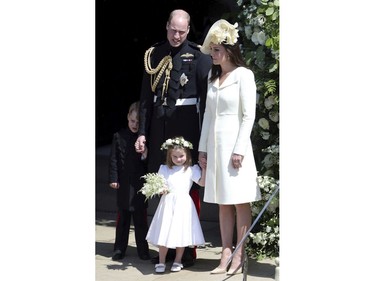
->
[[135, 9, 212, 267]]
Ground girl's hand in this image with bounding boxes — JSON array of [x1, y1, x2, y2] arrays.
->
[[198, 151, 207, 168], [232, 153, 243, 169], [159, 186, 169, 195]]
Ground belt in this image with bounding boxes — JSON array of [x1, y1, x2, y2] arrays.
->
[[153, 96, 197, 106], [176, 98, 197, 106]]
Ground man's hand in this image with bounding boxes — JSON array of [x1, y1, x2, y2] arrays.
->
[[135, 135, 146, 153]]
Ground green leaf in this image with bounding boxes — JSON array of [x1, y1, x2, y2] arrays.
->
[[265, 37, 273, 47], [265, 7, 274, 16], [269, 63, 278, 73], [272, 10, 279, 21]]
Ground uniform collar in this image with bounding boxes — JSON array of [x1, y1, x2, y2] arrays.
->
[[169, 40, 188, 56]]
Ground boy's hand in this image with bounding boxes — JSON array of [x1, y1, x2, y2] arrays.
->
[[109, 183, 119, 189], [135, 135, 146, 153]]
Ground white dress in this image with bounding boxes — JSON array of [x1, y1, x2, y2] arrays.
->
[[146, 164, 205, 248], [198, 67, 261, 204]]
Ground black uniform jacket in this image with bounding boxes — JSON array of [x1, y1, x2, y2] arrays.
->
[[138, 40, 212, 173], [109, 127, 148, 211]]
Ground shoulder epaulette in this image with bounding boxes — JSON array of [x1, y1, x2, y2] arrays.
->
[[187, 41, 200, 50]]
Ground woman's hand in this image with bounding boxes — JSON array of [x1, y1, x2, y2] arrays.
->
[[232, 153, 243, 169]]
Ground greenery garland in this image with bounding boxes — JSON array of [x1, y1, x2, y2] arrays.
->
[[236, 0, 280, 260]]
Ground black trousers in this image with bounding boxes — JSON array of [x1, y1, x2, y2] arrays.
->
[[114, 208, 149, 257]]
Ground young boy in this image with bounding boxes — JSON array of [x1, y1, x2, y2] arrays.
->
[[108, 101, 150, 261]]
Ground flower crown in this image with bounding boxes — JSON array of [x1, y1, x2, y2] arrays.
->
[[200, 19, 239, 54], [160, 137, 193, 151]]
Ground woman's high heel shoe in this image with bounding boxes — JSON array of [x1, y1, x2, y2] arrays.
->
[[211, 250, 232, 274], [210, 266, 227, 274], [227, 266, 243, 275], [227, 263, 243, 275], [226, 261, 245, 275]]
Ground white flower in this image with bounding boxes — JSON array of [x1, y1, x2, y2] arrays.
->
[[251, 30, 266, 45], [260, 131, 270, 140], [244, 25, 252, 40], [274, 226, 279, 234], [160, 136, 193, 150], [256, 15, 266, 26], [269, 111, 279, 122], [258, 118, 270, 130], [264, 96, 276, 109], [263, 154, 276, 168], [268, 197, 279, 212], [269, 233, 276, 242], [252, 232, 267, 245], [180, 73, 189, 87], [139, 173, 169, 201]]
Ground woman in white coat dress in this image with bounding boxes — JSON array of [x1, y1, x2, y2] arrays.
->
[[198, 19, 261, 275]]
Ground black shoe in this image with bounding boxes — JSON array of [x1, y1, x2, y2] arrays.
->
[[139, 253, 151, 260], [182, 249, 195, 268], [182, 258, 195, 268], [151, 255, 159, 264], [112, 250, 125, 261]]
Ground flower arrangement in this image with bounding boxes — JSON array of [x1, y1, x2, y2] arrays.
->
[[138, 173, 169, 201], [160, 136, 193, 151], [246, 176, 279, 260], [236, 0, 279, 260]]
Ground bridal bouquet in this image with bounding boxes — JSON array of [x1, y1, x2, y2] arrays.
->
[[138, 173, 169, 201]]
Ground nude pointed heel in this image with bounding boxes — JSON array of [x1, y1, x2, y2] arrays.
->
[[226, 263, 244, 275], [227, 255, 247, 275], [210, 266, 227, 274]]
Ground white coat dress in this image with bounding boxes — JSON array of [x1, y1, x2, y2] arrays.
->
[[198, 67, 261, 205]]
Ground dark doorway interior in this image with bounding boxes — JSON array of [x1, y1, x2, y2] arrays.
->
[[96, 0, 238, 146]]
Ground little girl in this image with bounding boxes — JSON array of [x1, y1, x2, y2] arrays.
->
[[146, 136, 206, 274]]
